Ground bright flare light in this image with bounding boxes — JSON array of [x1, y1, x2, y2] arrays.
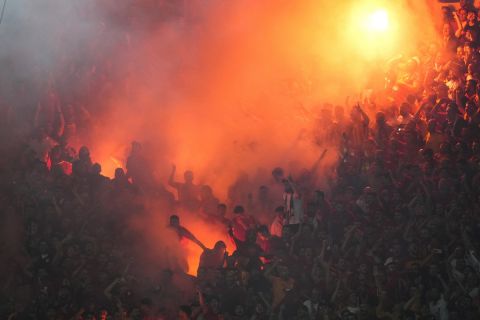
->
[[366, 9, 389, 32], [345, 4, 397, 59]]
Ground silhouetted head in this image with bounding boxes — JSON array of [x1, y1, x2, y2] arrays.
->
[[91, 163, 101, 175], [79, 146, 90, 160], [200, 185, 213, 199], [169, 215, 180, 227], [233, 205, 245, 215], [131, 141, 142, 154], [114, 168, 126, 180], [184, 170, 194, 183], [376, 111, 386, 125], [272, 167, 284, 182], [214, 241, 226, 255], [400, 103, 411, 117]]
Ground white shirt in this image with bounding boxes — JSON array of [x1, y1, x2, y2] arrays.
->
[[284, 192, 303, 224], [291, 198, 303, 224]]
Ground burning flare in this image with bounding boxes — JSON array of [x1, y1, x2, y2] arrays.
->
[[366, 9, 389, 32]]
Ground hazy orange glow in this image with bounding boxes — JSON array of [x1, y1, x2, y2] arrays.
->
[[91, 143, 127, 178], [75, 0, 442, 276], [181, 218, 235, 276], [82, 0, 440, 194], [70, 137, 127, 178]]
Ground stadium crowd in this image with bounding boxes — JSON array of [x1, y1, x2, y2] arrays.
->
[[4, 1, 480, 320]]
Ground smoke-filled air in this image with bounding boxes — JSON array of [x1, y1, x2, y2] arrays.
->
[[2, 0, 478, 319]]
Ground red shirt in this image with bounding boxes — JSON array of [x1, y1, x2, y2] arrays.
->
[[232, 214, 256, 241]]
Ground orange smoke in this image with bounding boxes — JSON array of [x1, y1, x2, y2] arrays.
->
[[181, 217, 235, 276], [81, 0, 440, 197], [72, 0, 441, 277]]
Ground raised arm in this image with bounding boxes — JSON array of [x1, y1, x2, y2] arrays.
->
[[228, 225, 244, 249], [453, 11, 464, 38], [356, 103, 370, 126], [310, 149, 328, 175], [330, 279, 342, 304], [341, 225, 357, 252], [182, 227, 207, 251], [104, 277, 124, 300], [192, 237, 207, 251], [168, 164, 179, 188]]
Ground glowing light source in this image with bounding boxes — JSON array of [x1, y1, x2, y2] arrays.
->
[[366, 9, 389, 32], [344, 4, 397, 59]]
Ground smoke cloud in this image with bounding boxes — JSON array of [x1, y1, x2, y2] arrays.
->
[[0, 0, 442, 278], [1, 0, 440, 180]]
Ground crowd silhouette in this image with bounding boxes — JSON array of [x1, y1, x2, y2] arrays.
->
[[3, 1, 480, 320]]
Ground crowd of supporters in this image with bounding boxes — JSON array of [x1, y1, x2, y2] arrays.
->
[[4, 1, 480, 319]]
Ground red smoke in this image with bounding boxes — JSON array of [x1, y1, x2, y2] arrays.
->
[[75, 0, 440, 273]]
